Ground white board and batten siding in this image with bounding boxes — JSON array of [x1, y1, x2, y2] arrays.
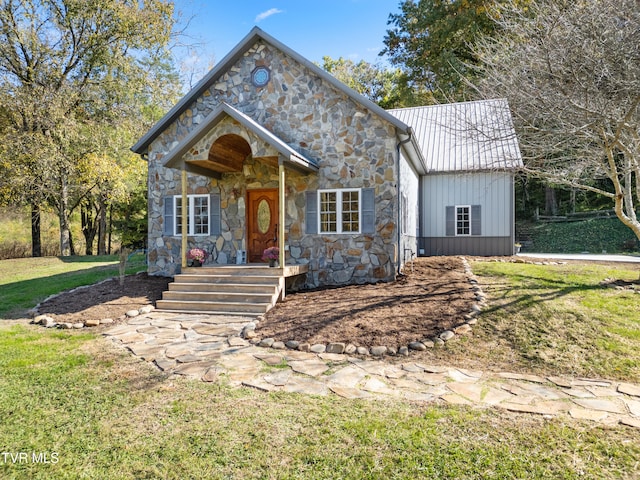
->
[[421, 172, 515, 256]]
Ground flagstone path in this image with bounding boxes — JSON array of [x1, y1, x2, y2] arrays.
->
[[104, 311, 640, 430]]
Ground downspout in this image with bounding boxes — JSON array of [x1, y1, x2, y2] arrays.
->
[[396, 131, 412, 276]]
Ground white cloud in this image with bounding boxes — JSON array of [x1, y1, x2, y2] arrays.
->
[[255, 8, 284, 23]]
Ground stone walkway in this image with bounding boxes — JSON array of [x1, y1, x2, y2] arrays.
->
[[104, 311, 640, 430]]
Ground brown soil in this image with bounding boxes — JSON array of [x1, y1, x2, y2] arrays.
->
[[257, 256, 474, 348], [36, 273, 171, 323], [35, 258, 474, 348]]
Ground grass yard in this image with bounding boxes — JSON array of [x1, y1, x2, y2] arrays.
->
[[460, 261, 640, 382], [0, 254, 146, 319], [1, 257, 639, 478], [0, 326, 638, 479]]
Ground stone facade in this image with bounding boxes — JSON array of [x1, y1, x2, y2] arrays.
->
[[147, 39, 401, 287]]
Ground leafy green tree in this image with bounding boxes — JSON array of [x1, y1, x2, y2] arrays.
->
[[0, 0, 176, 256], [382, 0, 529, 100], [320, 56, 431, 109]]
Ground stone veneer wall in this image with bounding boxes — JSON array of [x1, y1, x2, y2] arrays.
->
[[147, 39, 400, 288]]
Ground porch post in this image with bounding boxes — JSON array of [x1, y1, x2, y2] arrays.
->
[[181, 168, 188, 269], [278, 162, 285, 267]]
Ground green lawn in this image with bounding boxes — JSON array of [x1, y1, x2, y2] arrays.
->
[[0, 325, 638, 479], [0, 254, 146, 318], [462, 261, 640, 381], [1, 258, 639, 478]]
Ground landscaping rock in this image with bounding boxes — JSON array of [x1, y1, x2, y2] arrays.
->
[[84, 319, 100, 327], [326, 342, 346, 354], [454, 324, 472, 335], [356, 346, 369, 355], [297, 343, 310, 352], [101, 318, 114, 325], [434, 338, 445, 347], [259, 337, 275, 348], [126, 309, 140, 318], [272, 341, 286, 350], [439, 330, 455, 341], [139, 305, 154, 314], [310, 344, 327, 354], [398, 346, 409, 356], [72, 323, 84, 329], [285, 340, 300, 350], [370, 346, 387, 356], [40, 317, 57, 328], [387, 346, 397, 356], [243, 329, 257, 339], [344, 344, 357, 355], [408, 341, 426, 351], [59, 323, 72, 329]]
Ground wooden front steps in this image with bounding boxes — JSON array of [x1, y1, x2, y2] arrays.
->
[[156, 264, 308, 316]]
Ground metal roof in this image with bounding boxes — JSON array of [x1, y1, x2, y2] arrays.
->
[[388, 99, 523, 173]]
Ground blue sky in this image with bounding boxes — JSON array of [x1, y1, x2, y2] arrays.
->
[[171, 0, 402, 81]]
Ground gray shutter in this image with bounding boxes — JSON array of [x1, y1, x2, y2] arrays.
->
[[209, 193, 221, 235], [163, 196, 174, 236], [361, 188, 375, 234], [471, 205, 481, 235], [305, 191, 317, 234], [445, 206, 454, 236]]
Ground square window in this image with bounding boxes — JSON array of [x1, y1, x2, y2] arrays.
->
[[174, 195, 210, 236], [319, 189, 360, 234]]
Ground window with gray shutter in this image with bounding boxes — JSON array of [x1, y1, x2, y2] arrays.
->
[[305, 191, 317, 234], [210, 193, 221, 235], [163, 196, 174, 236], [471, 205, 481, 236], [445, 206, 455, 236], [361, 188, 375, 234]]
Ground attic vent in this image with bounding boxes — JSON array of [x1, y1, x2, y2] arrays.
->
[[251, 66, 270, 87]]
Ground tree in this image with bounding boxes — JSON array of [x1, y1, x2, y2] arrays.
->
[[320, 56, 431, 109], [0, 0, 176, 256], [382, 0, 517, 100], [473, 0, 640, 242]]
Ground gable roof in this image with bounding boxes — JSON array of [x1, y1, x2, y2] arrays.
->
[[388, 99, 523, 173], [132, 27, 426, 174], [163, 102, 318, 173]]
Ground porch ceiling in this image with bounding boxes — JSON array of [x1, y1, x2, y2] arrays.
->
[[162, 102, 318, 176]]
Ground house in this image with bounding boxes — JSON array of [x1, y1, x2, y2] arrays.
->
[[132, 27, 522, 294]]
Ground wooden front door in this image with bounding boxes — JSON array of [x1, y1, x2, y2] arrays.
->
[[247, 189, 279, 263]]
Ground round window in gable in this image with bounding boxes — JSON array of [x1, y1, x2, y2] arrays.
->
[[251, 66, 270, 88]]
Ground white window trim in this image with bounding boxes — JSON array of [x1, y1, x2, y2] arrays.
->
[[173, 194, 210, 237], [318, 188, 361, 234], [455, 205, 471, 237]]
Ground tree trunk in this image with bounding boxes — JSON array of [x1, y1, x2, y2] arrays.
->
[[97, 195, 108, 255], [31, 202, 42, 257], [59, 176, 71, 256], [108, 203, 113, 255], [81, 201, 97, 255], [544, 186, 558, 216]]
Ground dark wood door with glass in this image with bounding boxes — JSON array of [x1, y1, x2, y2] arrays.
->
[[247, 189, 279, 263]]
